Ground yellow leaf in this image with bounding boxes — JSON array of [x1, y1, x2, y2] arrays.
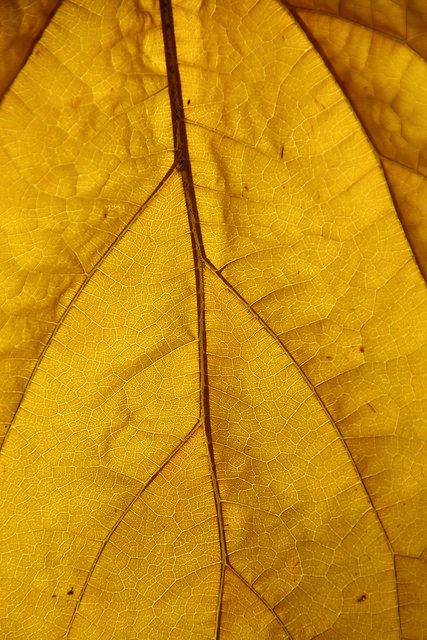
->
[[0, 1, 425, 639], [287, 0, 427, 274]]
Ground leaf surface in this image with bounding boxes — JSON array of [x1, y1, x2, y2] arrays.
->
[[285, 0, 427, 274], [0, 1, 426, 639]]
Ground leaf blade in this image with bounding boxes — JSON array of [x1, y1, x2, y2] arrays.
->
[[0, 1, 425, 638]]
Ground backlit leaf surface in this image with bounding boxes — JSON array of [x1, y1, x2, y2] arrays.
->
[[0, 1, 426, 638]]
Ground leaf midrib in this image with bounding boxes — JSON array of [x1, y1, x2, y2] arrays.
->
[[159, 2, 228, 635]]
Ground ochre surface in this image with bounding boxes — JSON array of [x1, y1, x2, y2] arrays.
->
[[0, 1, 425, 638]]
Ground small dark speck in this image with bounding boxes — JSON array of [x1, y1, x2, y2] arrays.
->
[[356, 594, 367, 603], [280, 144, 284, 159], [326, 355, 333, 361], [67, 588, 74, 596], [244, 185, 248, 191], [359, 346, 365, 353], [103, 212, 108, 219], [187, 99, 191, 105], [52, 594, 57, 598]]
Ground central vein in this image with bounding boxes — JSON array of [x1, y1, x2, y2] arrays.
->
[[159, 0, 227, 634]]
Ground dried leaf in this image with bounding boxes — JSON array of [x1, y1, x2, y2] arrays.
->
[[0, 1, 426, 638]]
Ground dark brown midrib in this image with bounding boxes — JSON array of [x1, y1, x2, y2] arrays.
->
[[159, 1, 227, 635]]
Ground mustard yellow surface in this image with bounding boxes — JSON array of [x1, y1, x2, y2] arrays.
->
[[0, 0, 60, 95], [0, 1, 425, 638], [287, 0, 427, 275]]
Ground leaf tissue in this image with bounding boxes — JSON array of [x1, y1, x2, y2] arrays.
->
[[0, 1, 426, 638]]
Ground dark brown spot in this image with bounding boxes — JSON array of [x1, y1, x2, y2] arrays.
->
[[67, 588, 74, 596], [187, 99, 191, 105], [52, 594, 57, 598], [326, 355, 332, 361], [359, 346, 365, 353], [356, 594, 367, 603], [280, 144, 284, 159]]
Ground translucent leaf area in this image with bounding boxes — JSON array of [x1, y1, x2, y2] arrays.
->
[[0, 1, 426, 638]]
